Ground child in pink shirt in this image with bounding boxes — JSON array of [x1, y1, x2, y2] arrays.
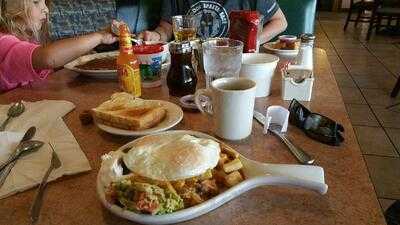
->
[[0, 0, 118, 92]]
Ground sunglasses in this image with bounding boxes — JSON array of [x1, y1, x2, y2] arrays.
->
[[288, 99, 344, 146]]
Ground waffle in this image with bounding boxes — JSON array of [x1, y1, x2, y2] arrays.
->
[[92, 92, 167, 130]]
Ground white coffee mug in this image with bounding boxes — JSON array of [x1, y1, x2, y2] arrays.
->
[[194, 77, 257, 140], [240, 53, 279, 97]]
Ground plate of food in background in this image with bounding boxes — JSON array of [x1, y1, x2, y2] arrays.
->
[[64, 42, 170, 79], [91, 92, 183, 136], [261, 35, 299, 58]]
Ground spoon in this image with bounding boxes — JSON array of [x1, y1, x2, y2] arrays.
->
[[268, 123, 315, 165], [0, 140, 44, 171], [0, 140, 44, 189], [0, 101, 25, 131], [0, 126, 36, 173]]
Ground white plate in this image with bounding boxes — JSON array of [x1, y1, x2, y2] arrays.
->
[[95, 100, 183, 136], [97, 130, 328, 225], [261, 41, 299, 57], [64, 51, 119, 78], [64, 51, 171, 79]]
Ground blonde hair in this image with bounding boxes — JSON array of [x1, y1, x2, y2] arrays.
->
[[0, 0, 48, 43]]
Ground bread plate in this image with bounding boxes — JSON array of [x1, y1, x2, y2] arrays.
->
[[261, 41, 299, 58], [97, 130, 328, 225], [94, 100, 183, 136], [64, 51, 171, 79]]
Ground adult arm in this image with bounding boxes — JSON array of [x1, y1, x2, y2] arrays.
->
[[259, 8, 287, 44]]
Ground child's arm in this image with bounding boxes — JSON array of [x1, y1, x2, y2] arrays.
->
[[32, 31, 117, 70]]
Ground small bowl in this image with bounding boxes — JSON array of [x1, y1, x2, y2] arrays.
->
[[278, 35, 297, 43], [179, 94, 209, 111], [143, 41, 170, 63]]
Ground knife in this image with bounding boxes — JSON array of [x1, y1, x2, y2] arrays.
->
[[253, 110, 315, 165], [0, 127, 36, 188]]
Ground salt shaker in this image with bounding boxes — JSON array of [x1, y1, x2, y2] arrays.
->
[[294, 33, 315, 71]]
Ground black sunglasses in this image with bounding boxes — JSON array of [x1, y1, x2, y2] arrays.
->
[[288, 99, 344, 146]]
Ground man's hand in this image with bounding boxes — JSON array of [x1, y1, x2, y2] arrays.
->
[[138, 20, 173, 42], [138, 31, 161, 41]]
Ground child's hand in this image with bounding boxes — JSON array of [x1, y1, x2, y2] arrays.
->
[[97, 30, 118, 45], [111, 20, 126, 36]]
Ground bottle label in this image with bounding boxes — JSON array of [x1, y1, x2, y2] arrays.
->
[[120, 34, 133, 54], [118, 64, 141, 97]]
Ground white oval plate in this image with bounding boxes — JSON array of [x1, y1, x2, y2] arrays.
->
[[64, 51, 170, 79], [261, 41, 299, 57], [97, 130, 328, 225], [95, 100, 183, 136]]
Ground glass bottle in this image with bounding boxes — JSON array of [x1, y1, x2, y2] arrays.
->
[[117, 24, 141, 97], [167, 41, 197, 97], [295, 33, 315, 71]]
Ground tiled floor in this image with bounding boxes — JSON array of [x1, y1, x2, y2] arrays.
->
[[316, 11, 400, 216]]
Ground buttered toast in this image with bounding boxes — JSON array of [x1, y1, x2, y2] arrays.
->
[[92, 92, 167, 130]]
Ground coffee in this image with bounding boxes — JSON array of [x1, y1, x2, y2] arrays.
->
[[215, 80, 255, 91], [195, 77, 256, 140]]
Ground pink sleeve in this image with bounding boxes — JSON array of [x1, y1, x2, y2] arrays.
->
[[0, 35, 51, 91]]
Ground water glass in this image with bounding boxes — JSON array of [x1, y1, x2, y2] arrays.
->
[[202, 38, 243, 88]]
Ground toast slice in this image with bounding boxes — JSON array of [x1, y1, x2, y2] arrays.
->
[[92, 92, 167, 130]]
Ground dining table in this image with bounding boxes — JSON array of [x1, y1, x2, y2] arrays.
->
[[0, 48, 386, 225]]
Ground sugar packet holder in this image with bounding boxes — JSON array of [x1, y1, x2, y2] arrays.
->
[[281, 67, 314, 102]]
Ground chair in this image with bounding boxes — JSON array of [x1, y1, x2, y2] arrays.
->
[[277, 0, 317, 36], [366, 0, 400, 40], [344, 0, 376, 30], [391, 77, 400, 97]]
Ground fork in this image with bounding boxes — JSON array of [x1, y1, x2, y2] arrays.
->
[[30, 143, 62, 224]]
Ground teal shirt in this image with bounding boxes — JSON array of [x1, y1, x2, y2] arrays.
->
[[161, 0, 279, 38], [116, 0, 162, 33]]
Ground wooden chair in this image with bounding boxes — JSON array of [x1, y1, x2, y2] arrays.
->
[[366, 0, 400, 40], [387, 77, 400, 110], [344, 0, 377, 30]]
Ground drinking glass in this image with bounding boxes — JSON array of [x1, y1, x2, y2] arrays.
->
[[172, 15, 197, 42], [202, 38, 244, 88]]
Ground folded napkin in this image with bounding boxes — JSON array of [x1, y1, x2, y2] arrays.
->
[[0, 100, 91, 199]]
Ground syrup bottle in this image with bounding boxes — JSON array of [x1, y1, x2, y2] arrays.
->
[[167, 41, 197, 97]]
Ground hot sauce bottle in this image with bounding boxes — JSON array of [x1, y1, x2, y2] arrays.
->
[[117, 24, 141, 97]]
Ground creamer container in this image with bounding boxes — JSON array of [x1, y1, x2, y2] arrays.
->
[[133, 44, 164, 88]]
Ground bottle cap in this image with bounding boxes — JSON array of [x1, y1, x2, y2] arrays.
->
[[169, 41, 192, 54], [300, 33, 315, 43]]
